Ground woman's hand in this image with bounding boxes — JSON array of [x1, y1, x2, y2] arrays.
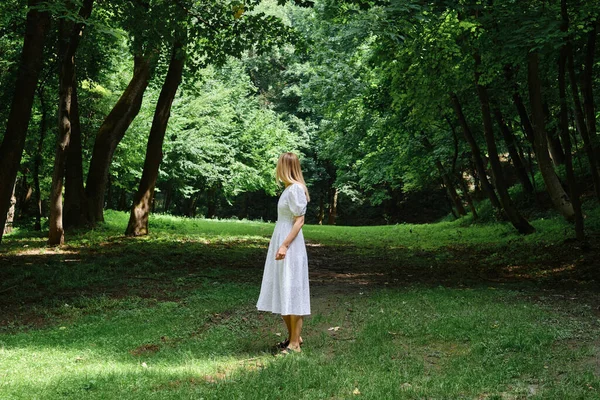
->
[[275, 245, 288, 260]]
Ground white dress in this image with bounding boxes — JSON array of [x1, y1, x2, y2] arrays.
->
[[256, 183, 310, 316]]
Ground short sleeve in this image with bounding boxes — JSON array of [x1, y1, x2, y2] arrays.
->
[[288, 183, 308, 217]]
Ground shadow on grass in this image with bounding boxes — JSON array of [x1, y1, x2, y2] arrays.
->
[[2, 224, 600, 328]]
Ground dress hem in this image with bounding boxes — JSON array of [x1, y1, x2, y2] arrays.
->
[[256, 306, 311, 316]]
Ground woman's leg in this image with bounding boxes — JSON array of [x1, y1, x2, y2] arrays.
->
[[282, 315, 292, 342], [288, 315, 303, 351], [281, 315, 303, 346]]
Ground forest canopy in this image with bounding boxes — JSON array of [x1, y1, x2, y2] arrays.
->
[[1, 0, 599, 243]]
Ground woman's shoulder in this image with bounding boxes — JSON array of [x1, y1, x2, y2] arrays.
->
[[289, 182, 307, 193]]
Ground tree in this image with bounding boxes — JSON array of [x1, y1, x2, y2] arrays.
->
[[0, 0, 50, 243], [126, 39, 186, 236], [48, 0, 94, 245], [527, 51, 575, 222]]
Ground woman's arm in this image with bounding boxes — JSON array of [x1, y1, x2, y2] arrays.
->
[[275, 215, 305, 260]]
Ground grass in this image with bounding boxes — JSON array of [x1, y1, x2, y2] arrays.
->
[[1, 207, 599, 399]]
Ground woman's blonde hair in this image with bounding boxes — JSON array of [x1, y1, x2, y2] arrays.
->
[[276, 152, 310, 201]]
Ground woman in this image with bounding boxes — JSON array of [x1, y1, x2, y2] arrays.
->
[[256, 152, 310, 354]]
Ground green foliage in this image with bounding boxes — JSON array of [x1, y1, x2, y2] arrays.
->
[[106, 57, 306, 214]]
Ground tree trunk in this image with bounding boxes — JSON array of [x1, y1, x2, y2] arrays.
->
[[0, 0, 50, 244], [118, 190, 127, 211], [581, 21, 600, 168], [439, 167, 466, 216], [457, 172, 478, 219], [106, 175, 113, 209], [450, 93, 502, 211], [318, 194, 324, 225], [33, 85, 49, 231], [504, 66, 536, 145], [3, 183, 17, 235], [527, 52, 575, 221], [512, 92, 536, 144], [15, 169, 31, 219], [566, 34, 600, 199], [493, 109, 535, 195], [125, 43, 185, 235], [474, 55, 535, 234], [62, 66, 89, 229], [63, 84, 88, 229], [206, 187, 217, 218], [544, 103, 566, 166], [85, 53, 155, 224], [49, 1, 94, 245], [190, 194, 199, 218], [559, 0, 584, 240], [328, 187, 338, 225], [421, 134, 466, 216]]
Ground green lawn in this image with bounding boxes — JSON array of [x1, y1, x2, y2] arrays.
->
[[0, 209, 599, 399]]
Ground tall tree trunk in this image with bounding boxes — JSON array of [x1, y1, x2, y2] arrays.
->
[[474, 55, 535, 234], [493, 109, 535, 195], [0, 0, 50, 243], [190, 194, 199, 218], [544, 103, 566, 166], [581, 21, 600, 167], [85, 53, 155, 224], [106, 175, 113, 209], [49, 1, 94, 245], [566, 32, 600, 199], [318, 194, 325, 225], [206, 187, 217, 218], [450, 93, 502, 211], [560, 0, 584, 240], [328, 187, 338, 225], [126, 42, 185, 236], [527, 52, 575, 221], [16, 169, 32, 219], [61, 69, 89, 231], [512, 91, 536, 144], [3, 183, 17, 235], [33, 86, 48, 231], [118, 190, 127, 211], [63, 84, 88, 229], [503, 66, 536, 145]]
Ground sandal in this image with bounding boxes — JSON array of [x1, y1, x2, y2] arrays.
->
[[278, 346, 301, 356], [277, 338, 304, 349]]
